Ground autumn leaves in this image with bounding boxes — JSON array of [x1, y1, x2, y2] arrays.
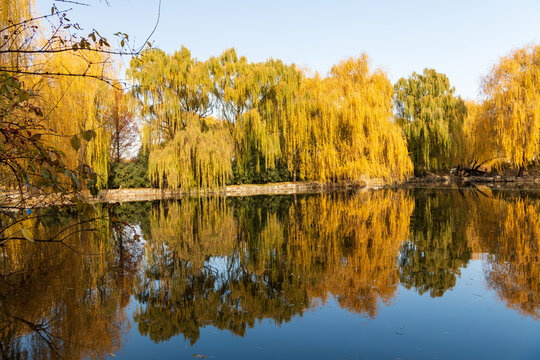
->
[[130, 48, 413, 189], [130, 44, 540, 189], [396, 48, 540, 176]]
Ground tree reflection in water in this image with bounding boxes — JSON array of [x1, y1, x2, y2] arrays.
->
[[0, 188, 538, 357], [0, 206, 143, 359], [133, 190, 414, 344]]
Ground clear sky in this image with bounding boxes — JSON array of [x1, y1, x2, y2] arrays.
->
[[36, 0, 540, 100]]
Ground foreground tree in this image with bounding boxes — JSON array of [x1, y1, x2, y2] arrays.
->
[[1, 0, 151, 244], [481, 45, 540, 175], [394, 69, 467, 175]]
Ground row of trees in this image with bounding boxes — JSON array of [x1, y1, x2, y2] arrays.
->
[[128, 45, 540, 187], [128, 48, 412, 188]]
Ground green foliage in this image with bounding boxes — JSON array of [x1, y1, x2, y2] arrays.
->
[[394, 69, 467, 175], [230, 158, 290, 185], [399, 189, 472, 297], [108, 151, 150, 189]]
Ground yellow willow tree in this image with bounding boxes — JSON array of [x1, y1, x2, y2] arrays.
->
[[34, 50, 116, 188], [280, 56, 412, 182], [456, 101, 499, 168], [0, 0, 32, 68], [129, 47, 233, 188], [482, 45, 540, 174]]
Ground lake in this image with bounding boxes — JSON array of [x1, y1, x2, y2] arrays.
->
[[1, 188, 539, 359]]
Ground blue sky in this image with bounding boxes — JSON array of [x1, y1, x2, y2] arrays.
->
[[36, 0, 540, 100]]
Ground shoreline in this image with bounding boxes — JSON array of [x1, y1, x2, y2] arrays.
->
[[3, 175, 540, 207], [96, 175, 540, 203]]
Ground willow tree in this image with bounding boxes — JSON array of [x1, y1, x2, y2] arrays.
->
[[129, 47, 232, 188], [208, 50, 300, 177], [457, 100, 498, 168], [395, 69, 466, 175], [482, 45, 540, 174], [279, 56, 412, 182], [35, 50, 116, 188]]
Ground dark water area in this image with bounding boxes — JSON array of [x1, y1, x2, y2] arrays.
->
[[1, 188, 539, 359]]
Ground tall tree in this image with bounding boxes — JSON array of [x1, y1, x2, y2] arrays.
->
[[107, 86, 138, 163], [129, 47, 232, 189], [481, 45, 540, 174], [394, 69, 466, 175], [275, 55, 412, 182]]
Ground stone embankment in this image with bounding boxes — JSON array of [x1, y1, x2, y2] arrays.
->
[[95, 180, 380, 203]]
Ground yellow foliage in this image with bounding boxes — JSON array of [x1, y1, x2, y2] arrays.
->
[[482, 45, 540, 169], [31, 50, 116, 187], [282, 56, 412, 182], [130, 48, 412, 188], [458, 101, 498, 166]]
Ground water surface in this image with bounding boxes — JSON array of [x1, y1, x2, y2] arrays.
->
[[1, 188, 539, 359]]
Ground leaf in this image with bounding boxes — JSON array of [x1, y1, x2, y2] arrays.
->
[[18, 91, 30, 102], [70, 135, 81, 151], [21, 228, 34, 242], [48, 150, 57, 163], [71, 172, 81, 189], [82, 129, 96, 141], [41, 167, 51, 179]]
